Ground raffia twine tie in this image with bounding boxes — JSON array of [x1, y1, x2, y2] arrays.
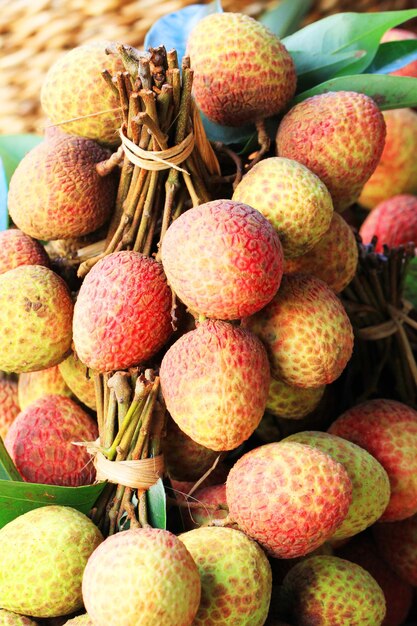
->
[[80, 440, 165, 490], [119, 125, 195, 174], [356, 300, 415, 340]]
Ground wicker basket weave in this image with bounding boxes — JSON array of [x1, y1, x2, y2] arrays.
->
[[0, 0, 415, 135]]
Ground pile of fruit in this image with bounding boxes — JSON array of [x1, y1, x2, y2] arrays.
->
[[1, 3, 417, 625]]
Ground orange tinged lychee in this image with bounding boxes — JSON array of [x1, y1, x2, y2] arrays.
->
[[0, 379, 19, 440], [0, 230, 49, 275], [18, 365, 71, 411], [359, 194, 417, 252]]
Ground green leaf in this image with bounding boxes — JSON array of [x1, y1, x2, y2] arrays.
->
[[292, 74, 417, 110], [259, 0, 313, 38], [0, 436, 22, 482], [283, 10, 417, 85], [367, 40, 417, 74], [293, 49, 364, 91], [146, 478, 166, 530], [0, 159, 8, 231], [404, 257, 417, 307], [200, 111, 255, 145], [0, 135, 42, 186], [0, 479, 106, 529]]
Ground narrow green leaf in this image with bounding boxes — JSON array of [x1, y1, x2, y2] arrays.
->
[[0, 436, 22, 482], [0, 135, 42, 186], [0, 479, 106, 529], [367, 40, 417, 74], [259, 0, 312, 38], [146, 478, 166, 530], [292, 74, 417, 110], [283, 10, 417, 82], [293, 49, 363, 90]]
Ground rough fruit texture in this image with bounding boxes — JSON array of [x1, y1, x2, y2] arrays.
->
[[8, 136, 117, 240], [381, 28, 417, 77], [181, 484, 229, 531], [0, 265, 73, 373], [280, 556, 386, 626], [73, 251, 173, 372], [0, 230, 49, 275], [180, 527, 272, 626], [0, 506, 103, 618], [226, 441, 352, 558], [160, 320, 270, 451], [276, 91, 386, 211], [359, 109, 417, 209], [163, 416, 220, 482], [5, 395, 98, 486], [232, 157, 333, 258], [0, 379, 19, 440], [0, 610, 37, 625], [161, 200, 283, 320], [329, 399, 417, 521], [82, 528, 201, 626], [187, 13, 296, 126], [374, 514, 417, 587], [63, 616, 94, 625], [284, 432, 390, 540], [338, 534, 413, 626], [18, 365, 71, 410], [359, 194, 417, 252], [244, 274, 354, 388], [284, 213, 358, 293], [58, 352, 96, 410], [266, 378, 325, 419], [41, 41, 123, 145]]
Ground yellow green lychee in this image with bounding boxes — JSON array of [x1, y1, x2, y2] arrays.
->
[[266, 378, 325, 419], [58, 352, 96, 411], [18, 365, 71, 410]]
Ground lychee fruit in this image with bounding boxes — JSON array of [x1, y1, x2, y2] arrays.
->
[[284, 212, 358, 293], [266, 378, 325, 419], [41, 41, 124, 145], [0, 506, 103, 618], [284, 431, 390, 540], [181, 483, 229, 531], [359, 109, 417, 209], [82, 528, 201, 626], [0, 265, 73, 373], [62, 616, 93, 625], [8, 136, 117, 241], [244, 273, 354, 388], [163, 416, 221, 482], [279, 555, 386, 626], [0, 379, 20, 440], [73, 251, 173, 372], [180, 527, 272, 626], [338, 533, 413, 626], [381, 28, 417, 77], [58, 353, 96, 411], [373, 514, 417, 587], [161, 199, 283, 320], [0, 230, 49, 275], [329, 398, 417, 521], [0, 610, 37, 625], [5, 395, 98, 486], [226, 441, 352, 558], [232, 157, 333, 258], [359, 194, 417, 252], [276, 91, 386, 211], [18, 365, 71, 411], [160, 320, 270, 451], [187, 13, 296, 127]]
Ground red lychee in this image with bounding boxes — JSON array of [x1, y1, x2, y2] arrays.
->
[[359, 194, 417, 252], [0, 230, 49, 275]]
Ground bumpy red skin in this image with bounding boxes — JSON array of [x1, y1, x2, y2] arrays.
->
[[381, 28, 417, 77], [5, 395, 98, 486], [276, 91, 386, 211], [338, 534, 413, 626], [284, 213, 358, 293], [161, 200, 283, 320], [0, 379, 19, 440], [160, 320, 270, 451], [0, 230, 49, 275], [182, 484, 229, 531], [187, 13, 296, 126], [73, 251, 173, 372], [374, 515, 417, 588], [244, 274, 354, 388], [329, 399, 417, 521], [8, 136, 117, 240], [359, 195, 417, 252], [226, 441, 352, 559]]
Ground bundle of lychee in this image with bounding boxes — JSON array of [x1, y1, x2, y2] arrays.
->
[[2, 4, 417, 625]]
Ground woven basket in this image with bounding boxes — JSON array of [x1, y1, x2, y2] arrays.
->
[[0, 0, 415, 135]]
